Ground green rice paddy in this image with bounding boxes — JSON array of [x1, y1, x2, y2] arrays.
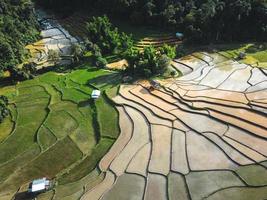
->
[[0, 66, 121, 198]]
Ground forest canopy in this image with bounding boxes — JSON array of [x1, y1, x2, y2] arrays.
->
[[0, 0, 39, 74], [36, 0, 267, 42]]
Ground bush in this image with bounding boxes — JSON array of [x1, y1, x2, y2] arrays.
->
[[126, 46, 172, 77], [8, 62, 37, 82], [0, 95, 9, 124], [159, 44, 177, 59], [71, 43, 85, 63], [48, 49, 60, 63], [95, 57, 108, 68], [176, 45, 186, 58], [158, 54, 171, 72]]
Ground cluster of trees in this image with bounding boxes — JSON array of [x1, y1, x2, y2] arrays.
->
[[36, 0, 267, 42], [85, 15, 133, 55], [83, 15, 134, 67], [0, 95, 9, 123], [124, 45, 176, 77], [0, 0, 40, 77], [82, 15, 177, 76], [9, 62, 38, 82]]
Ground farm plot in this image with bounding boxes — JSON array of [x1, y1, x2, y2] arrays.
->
[[0, 68, 120, 199], [81, 52, 267, 200]]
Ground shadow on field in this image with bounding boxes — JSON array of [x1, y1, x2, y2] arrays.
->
[[14, 191, 38, 200], [78, 100, 91, 107], [87, 73, 121, 89]]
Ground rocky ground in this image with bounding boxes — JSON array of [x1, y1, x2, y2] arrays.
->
[[82, 52, 267, 200], [26, 9, 79, 69]]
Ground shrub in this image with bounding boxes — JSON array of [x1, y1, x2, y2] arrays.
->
[[95, 57, 108, 68], [159, 44, 177, 59], [158, 54, 171, 72], [0, 95, 9, 124], [48, 49, 60, 63], [126, 46, 172, 77], [71, 43, 85, 63]]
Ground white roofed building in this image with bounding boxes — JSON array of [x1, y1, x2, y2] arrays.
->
[[91, 90, 101, 99], [28, 178, 50, 193]]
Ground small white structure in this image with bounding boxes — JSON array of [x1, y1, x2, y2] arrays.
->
[[28, 178, 50, 193], [91, 90, 101, 99], [175, 32, 184, 40]]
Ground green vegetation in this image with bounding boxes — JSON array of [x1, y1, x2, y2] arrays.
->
[[37, 0, 267, 43], [0, 95, 9, 123], [83, 16, 134, 68], [125, 45, 173, 77], [0, 0, 39, 76], [59, 138, 114, 184], [86, 15, 133, 55], [218, 43, 267, 68], [0, 66, 120, 197], [95, 94, 119, 139]]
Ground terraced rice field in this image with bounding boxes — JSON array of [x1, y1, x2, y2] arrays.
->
[[26, 9, 79, 69], [81, 52, 267, 200], [134, 35, 182, 51], [218, 44, 267, 69], [0, 68, 120, 199]]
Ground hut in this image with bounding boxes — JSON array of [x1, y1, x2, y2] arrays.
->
[[28, 178, 51, 193], [91, 90, 101, 99]]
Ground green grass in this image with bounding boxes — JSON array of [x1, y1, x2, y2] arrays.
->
[[0, 66, 121, 197], [89, 73, 121, 90], [0, 137, 83, 192], [45, 110, 79, 139], [0, 115, 14, 143], [58, 138, 114, 185], [95, 94, 119, 139], [38, 125, 57, 150], [54, 169, 102, 199], [106, 86, 119, 99], [0, 92, 49, 164], [61, 88, 90, 103], [69, 68, 110, 85], [0, 144, 40, 183], [218, 43, 267, 68]]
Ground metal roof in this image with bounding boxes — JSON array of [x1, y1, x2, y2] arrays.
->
[[30, 178, 47, 192], [91, 90, 101, 98]]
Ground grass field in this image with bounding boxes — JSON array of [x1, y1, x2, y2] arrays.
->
[[218, 43, 267, 68], [0, 65, 121, 198]]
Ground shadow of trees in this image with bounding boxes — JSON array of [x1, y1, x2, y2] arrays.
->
[[14, 191, 38, 200], [87, 73, 122, 89]]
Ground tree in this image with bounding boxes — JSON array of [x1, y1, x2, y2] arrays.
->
[[158, 54, 171, 72], [126, 45, 173, 77], [95, 57, 108, 68], [36, 0, 266, 42], [85, 15, 133, 55], [71, 43, 85, 63], [0, 95, 9, 123], [23, 62, 37, 73], [48, 49, 60, 64], [0, 0, 39, 78], [159, 44, 177, 59], [0, 38, 16, 71]]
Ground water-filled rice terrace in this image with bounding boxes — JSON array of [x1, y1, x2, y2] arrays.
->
[[1, 52, 267, 200], [81, 52, 267, 200]]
